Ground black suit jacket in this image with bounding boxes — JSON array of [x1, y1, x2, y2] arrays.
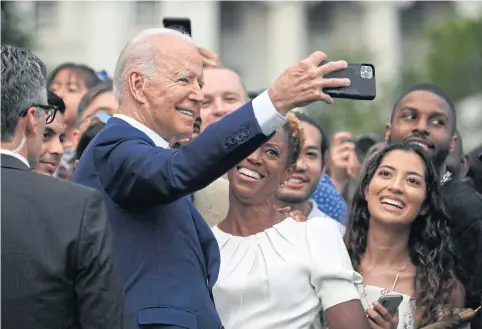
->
[[1, 154, 128, 329]]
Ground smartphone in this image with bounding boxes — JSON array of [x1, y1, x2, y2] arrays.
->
[[378, 294, 403, 316], [320, 61, 376, 100], [163, 18, 192, 36]]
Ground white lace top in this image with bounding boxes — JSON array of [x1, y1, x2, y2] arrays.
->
[[212, 218, 362, 329]]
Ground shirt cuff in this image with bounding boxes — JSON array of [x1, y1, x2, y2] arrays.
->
[[252, 90, 287, 136]]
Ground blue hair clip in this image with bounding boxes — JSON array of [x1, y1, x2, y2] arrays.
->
[[96, 70, 109, 81]]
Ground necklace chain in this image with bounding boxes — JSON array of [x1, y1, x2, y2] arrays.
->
[[440, 171, 452, 186]]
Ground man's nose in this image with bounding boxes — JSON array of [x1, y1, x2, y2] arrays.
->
[[295, 158, 308, 172], [412, 119, 429, 135], [50, 139, 65, 157], [189, 85, 204, 103]]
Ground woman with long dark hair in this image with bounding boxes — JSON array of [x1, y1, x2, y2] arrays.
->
[[212, 114, 371, 329], [344, 143, 466, 328]]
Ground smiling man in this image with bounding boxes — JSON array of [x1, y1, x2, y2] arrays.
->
[[385, 83, 482, 327], [275, 112, 345, 234], [35, 91, 66, 176]]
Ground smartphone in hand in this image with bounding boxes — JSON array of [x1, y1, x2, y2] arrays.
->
[[320, 61, 376, 100], [378, 294, 403, 316]]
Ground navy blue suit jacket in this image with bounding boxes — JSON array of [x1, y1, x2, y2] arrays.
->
[[72, 102, 270, 329]]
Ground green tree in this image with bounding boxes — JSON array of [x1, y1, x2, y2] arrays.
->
[[404, 13, 482, 103], [1, 1, 34, 48]]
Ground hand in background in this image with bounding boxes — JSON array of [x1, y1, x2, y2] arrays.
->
[[328, 131, 357, 192]]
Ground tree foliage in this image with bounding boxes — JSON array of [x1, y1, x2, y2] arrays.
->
[[1, 1, 33, 48]]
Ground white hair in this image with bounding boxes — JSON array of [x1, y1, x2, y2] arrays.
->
[[113, 28, 194, 101]]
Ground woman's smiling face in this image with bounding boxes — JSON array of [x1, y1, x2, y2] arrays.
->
[[228, 128, 290, 204]]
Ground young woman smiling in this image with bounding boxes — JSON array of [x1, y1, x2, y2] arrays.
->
[[343, 143, 467, 329], [212, 114, 371, 329]]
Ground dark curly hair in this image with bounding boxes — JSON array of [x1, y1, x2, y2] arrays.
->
[[283, 112, 303, 167], [344, 143, 458, 327]]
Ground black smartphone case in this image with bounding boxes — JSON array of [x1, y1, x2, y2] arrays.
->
[[321, 62, 376, 101]]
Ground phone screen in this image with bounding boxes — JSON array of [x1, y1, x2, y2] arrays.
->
[[163, 18, 192, 36]]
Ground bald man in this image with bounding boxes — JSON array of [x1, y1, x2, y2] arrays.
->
[[72, 28, 354, 329]]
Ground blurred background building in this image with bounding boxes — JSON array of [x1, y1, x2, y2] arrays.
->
[[2, 0, 482, 150]]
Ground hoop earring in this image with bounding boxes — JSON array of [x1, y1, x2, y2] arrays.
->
[[280, 182, 285, 188]]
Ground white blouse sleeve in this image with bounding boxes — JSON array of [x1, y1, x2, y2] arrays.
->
[[306, 219, 363, 310]]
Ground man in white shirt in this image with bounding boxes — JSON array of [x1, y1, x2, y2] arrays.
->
[[276, 112, 345, 234]]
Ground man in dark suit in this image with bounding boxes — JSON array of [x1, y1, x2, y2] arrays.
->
[[72, 28, 355, 329], [1, 45, 128, 329]]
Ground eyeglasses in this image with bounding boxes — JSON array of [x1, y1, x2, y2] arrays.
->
[[20, 104, 59, 124]]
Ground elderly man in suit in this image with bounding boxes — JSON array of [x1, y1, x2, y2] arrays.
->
[[72, 28, 353, 329], [1, 45, 127, 329]]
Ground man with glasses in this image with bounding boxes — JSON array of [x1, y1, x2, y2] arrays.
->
[[34, 91, 67, 176], [1, 45, 128, 329]]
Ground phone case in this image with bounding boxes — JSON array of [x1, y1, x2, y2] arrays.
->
[[162, 18, 192, 36], [378, 294, 403, 314], [321, 62, 376, 101]]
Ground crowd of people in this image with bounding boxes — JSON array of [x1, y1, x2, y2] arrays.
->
[[1, 26, 482, 329]]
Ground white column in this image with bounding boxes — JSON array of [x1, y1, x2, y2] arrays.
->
[[82, 1, 133, 75], [265, 1, 307, 84], [456, 1, 482, 19], [159, 1, 220, 53], [362, 2, 406, 85]]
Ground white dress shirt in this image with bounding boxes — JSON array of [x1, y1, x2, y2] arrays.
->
[[212, 218, 362, 329], [114, 90, 287, 148]]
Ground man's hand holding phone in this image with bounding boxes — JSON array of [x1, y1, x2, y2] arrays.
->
[[366, 301, 400, 329]]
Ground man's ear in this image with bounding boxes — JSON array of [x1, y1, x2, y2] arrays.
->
[[128, 71, 147, 105], [384, 123, 391, 142], [25, 107, 39, 137], [449, 134, 458, 155], [70, 128, 81, 148], [460, 155, 469, 178]]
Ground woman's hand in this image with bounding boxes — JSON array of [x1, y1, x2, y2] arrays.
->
[[366, 302, 399, 329]]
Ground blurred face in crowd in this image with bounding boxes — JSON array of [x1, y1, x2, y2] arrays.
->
[[276, 122, 323, 203], [228, 128, 290, 205], [77, 91, 117, 137], [366, 149, 427, 228], [130, 35, 204, 144], [49, 69, 89, 128], [200, 67, 246, 131], [386, 90, 456, 171], [35, 112, 66, 175]]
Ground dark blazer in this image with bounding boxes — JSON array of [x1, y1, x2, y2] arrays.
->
[[71, 102, 270, 329], [1, 154, 127, 329]]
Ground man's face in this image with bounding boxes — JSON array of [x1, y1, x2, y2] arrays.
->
[[140, 37, 204, 143], [77, 91, 117, 137], [35, 112, 65, 175], [385, 90, 456, 170], [200, 68, 246, 131], [275, 122, 324, 203]]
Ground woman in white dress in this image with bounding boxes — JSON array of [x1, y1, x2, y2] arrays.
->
[[343, 143, 467, 329], [212, 115, 371, 329]]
